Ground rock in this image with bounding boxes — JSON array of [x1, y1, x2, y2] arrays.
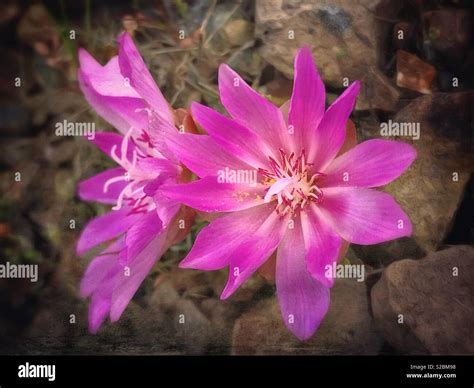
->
[[200, 299, 242, 353], [0, 1, 19, 26], [0, 105, 31, 136], [396, 50, 436, 94], [149, 271, 245, 354], [17, 3, 61, 66], [231, 279, 383, 355], [222, 19, 254, 47], [357, 68, 400, 112], [255, 0, 400, 111], [422, 9, 471, 63], [351, 92, 472, 266], [352, 238, 425, 268], [393, 22, 414, 50], [371, 245, 474, 354], [383, 93, 473, 253], [204, 3, 252, 57]]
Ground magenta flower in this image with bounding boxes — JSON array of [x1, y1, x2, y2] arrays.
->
[[76, 33, 190, 333], [161, 47, 416, 340]]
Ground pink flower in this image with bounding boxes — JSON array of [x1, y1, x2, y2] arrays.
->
[[161, 47, 416, 340], [76, 32, 192, 333]]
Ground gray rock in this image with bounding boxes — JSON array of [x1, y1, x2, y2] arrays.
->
[[371, 245, 474, 354], [255, 0, 400, 111], [353, 93, 472, 266], [232, 279, 383, 355], [384, 93, 473, 253]]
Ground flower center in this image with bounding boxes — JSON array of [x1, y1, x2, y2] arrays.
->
[[102, 127, 156, 214], [259, 149, 324, 216]]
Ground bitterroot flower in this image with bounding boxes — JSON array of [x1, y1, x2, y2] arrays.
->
[[76, 32, 192, 333], [161, 47, 416, 340]]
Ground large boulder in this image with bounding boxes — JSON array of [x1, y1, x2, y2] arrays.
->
[[383, 93, 473, 253], [371, 245, 474, 354], [353, 92, 473, 266], [255, 0, 400, 111]]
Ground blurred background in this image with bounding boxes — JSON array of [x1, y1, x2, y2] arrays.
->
[[0, 0, 472, 355]]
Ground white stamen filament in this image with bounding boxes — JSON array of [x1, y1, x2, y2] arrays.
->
[[101, 127, 154, 213]]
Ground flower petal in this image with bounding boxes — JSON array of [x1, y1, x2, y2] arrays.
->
[[76, 208, 141, 255], [288, 47, 325, 152], [319, 187, 412, 245], [89, 292, 112, 334], [160, 176, 265, 212], [118, 32, 174, 123], [276, 218, 330, 341], [110, 231, 168, 321], [218, 64, 286, 153], [191, 102, 272, 169], [165, 133, 251, 178], [136, 156, 179, 179], [78, 167, 127, 204], [90, 131, 135, 159], [80, 238, 125, 297], [308, 81, 360, 171], [300, 206, 342, 287], [323, 139, 417, 188], [119, 211, 163, 266], [78, 49, 140, 98], [78, 68, 149, 135], [180, 204, 275, 270], [221, 211, 289, 299], [145, 113, 180, 162], [153, 192, 181, 229]]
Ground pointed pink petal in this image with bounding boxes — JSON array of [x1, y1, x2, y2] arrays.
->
[[301, 206, 342, 287], [180, 204, 275, 270], [78, 167, 127, 204], [119, 211, 163, 266], [288, 47, 325, 153], [110, 231, 168, 321], [145, 113, 179, 163], [220, 211, 289, 299], [276, 219, 330, 341], [319, 187, 412, 245], [165, 133, 251, 178], [76, 209, 141, 256], [117, 32, 174, 123], [78, 68, 149, 135], [136, 156, 179, 179], [191, 102, 272, 169], [80, 238, 125, 297], [160, 176, 265, 212], [323, 139, 417, 188], [218, 64, 286, 154], [81, 238, 125, 333], [81, 254, 116, 298], [88, 293, 112, 334], [78, 49, 141, 98], [153, 192, 181, 229], [308, 81, 360, 171]]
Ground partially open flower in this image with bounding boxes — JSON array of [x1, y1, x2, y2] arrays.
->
[[76, 32, 193, 333]]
